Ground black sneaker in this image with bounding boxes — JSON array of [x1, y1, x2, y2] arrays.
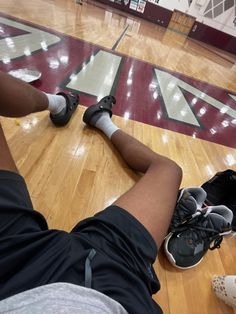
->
[[202, 169, 236, 231], [164, 205, 233, 269], [168, 187, 207, 232]]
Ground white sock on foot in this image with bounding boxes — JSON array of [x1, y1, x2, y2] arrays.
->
[[94, 112, 119, 139], [45, 93, 67, 115]]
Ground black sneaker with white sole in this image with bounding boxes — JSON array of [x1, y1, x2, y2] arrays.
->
[[165, 205, 233, 269], [168, 187, 207, 232]]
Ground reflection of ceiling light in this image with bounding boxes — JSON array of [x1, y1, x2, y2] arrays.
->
[[206, 165, 214, 176], [124, 111, 130, 120], [149, 82, 158, 89], [97, 94, 104, 102], [210, 128, 216, 134], [127, 92, 131, 98], [180, 110, 186, 116], [192, 132, 197, 138], [173, 94, 181, 101], [24, 48, 31, 56], [153, 91, 158, 99], [221, 120, 229, 128], [104, 196, 119, 208], [5, 38, 14, 48], [232, 119, 236, 125], [69, 73, 77, 81], [49, 59, 60, 69], [22, 121, 31, 130], [192, 98, 197, 105], [199, 107, 206, 116], [31, 117, 38, 126], [60, 56, 69, 64], [2, 56, 10, 64], [71, 145, 85, 158], [157, 111, 161, 120], [167, 81, 175, 90], [127, 78, 132, 85], [162, 134, 168, 144], [225, 154, 235, 166], [41, 41, 48, 51], [220, 106, 228, 114]]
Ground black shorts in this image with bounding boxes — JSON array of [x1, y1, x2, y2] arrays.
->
[[0, 170, 162, 314]]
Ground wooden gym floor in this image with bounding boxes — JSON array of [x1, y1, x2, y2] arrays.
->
[[0, 0, 235, 313]]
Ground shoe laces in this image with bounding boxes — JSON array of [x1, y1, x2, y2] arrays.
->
[[170, 188, 207, 231], [172, 211, 224, 251]]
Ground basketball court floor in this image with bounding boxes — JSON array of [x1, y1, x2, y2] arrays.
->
[[0, 0, 235, 312]]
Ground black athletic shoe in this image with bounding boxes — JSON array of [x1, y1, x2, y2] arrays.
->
[[201, 169, 236, 231], [165, 205, 233, 269], [168, 187, 207, 232]]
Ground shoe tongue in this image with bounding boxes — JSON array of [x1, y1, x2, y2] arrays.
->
[[180, 194, 198, 215], [206, 213, 229, 232]]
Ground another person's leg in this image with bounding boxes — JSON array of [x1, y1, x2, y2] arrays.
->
[[0, 71, 80, 301], [0, 71, 52, 116], [0, 71, 79, 126]]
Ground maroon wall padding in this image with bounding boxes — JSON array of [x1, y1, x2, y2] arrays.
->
[[143, 2, 172, 27], [96, 0, 172, 27], [95, 0, 236, 55], [189, 22, 236, 54]]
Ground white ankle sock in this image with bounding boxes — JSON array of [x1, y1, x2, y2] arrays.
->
[[45, 93, 67, 115], [94, 112, 119, 139]]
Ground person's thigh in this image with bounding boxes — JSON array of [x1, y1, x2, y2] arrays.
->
[[72, 205, 163, 314], [113, 158, 182, 248], [0, 170, 48, 235]]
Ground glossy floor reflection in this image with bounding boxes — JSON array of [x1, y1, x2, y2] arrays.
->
[[0, 1, 236, 314], [0, 12, 235, 148]]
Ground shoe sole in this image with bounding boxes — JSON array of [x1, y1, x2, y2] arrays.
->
[[164, 233, 204, 270]]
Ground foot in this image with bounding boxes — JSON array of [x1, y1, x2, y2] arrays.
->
[[83, 95, 116, 126], [212, 275, 236, 308], [50, 92, 79, 127], [82, 95, 118, 139]]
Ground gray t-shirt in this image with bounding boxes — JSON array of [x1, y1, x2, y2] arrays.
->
[[0, 282, 128, 314]]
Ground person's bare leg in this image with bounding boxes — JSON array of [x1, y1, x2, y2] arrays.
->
[[0, 71, 48, 117], [111, 130, 182, 248], [0, 72, 46, 173], [0, 71, 46, 173], [0, 71, 78, 172], [83, 97, 182, 248]]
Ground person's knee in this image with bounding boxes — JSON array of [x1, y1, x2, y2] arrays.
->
[[153, 156, 182, 180], [169, 159, 182, 180]]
